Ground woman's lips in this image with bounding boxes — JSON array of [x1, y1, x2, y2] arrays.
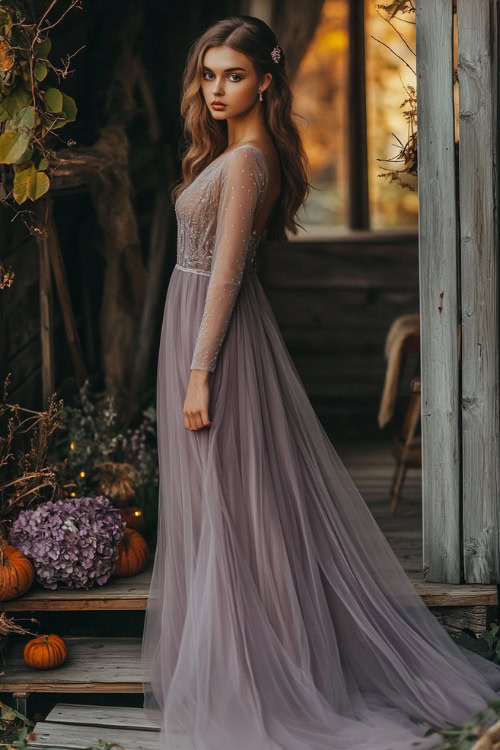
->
[[211, 103, 227, 110]]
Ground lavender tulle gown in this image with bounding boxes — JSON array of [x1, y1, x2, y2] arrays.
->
[[141, 144, 500, 750]]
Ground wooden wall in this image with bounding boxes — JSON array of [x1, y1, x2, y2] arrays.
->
[[0, 217, 45, 410], [260, 230, 420, 441]]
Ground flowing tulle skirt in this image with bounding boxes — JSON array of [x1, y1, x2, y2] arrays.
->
[[141, 265, 500, 750]]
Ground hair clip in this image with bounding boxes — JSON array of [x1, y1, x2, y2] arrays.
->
[[271, 45, 281, 64]]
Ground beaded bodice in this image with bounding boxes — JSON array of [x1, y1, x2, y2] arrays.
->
[[173, 144, 269, 372], [174, 144, 268, 275]]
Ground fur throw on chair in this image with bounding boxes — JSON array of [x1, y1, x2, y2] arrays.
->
[[378, 313, 420, 429]]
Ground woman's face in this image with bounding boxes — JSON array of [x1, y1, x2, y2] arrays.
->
[[200, 45, 265, 120]]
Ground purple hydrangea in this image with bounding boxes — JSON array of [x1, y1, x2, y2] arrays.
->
[[8, 496, 125, 590]]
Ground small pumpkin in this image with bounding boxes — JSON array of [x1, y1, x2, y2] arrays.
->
[[112, 528, 149, 577], [93, 461, 136, 506], [23, 633, 68, 670], [119, 505, 145, 532], [0, 541, 35, 601]]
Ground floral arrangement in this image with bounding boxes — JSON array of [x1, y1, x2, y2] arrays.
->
[[60, 380, 158, 501], [60, 380, 126, 497], [8, 495, 124, 590], [121, 404, 159, 492], [57, 380, 159, 538]]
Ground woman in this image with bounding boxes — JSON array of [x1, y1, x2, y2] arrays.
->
[[141, 15, 500, 750]]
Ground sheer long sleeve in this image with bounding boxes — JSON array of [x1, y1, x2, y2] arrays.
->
[[190, 145, 268, 372]]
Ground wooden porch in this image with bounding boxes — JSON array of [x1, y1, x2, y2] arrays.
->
[[2, 441, 496, 697], [2, 439, 496, 749]]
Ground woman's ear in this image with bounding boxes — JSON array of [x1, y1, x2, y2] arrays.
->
[[261, 72, 272, 93]]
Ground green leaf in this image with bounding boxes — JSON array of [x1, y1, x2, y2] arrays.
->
[[28, 170, 49, 200], [50, 92, 77, 129], [34, 61, 48, 81], [0, 129, 32, 164], [1, 705, 16, 721], [38, 157, 48, 170], [13, 159, 33, 174], [13, 146, 33, 165], [11, 104, 35, 131], [0, 86, 31, 122], [488, 698, 500, 712], [38, 38, 51, 58], [14, 165, 50, 203], [43, 87, 63, 113], [61, 92, 77, 121]]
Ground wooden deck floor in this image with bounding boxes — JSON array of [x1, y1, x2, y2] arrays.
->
[[1, 440, 496, 726], [336, 440, 498, 615]]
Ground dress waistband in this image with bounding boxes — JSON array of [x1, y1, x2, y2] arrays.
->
[[174, 264, 211, 277], [174, 263, 257, 277]]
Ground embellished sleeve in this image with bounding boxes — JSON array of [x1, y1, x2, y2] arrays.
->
[[190, 146, 268, 372]]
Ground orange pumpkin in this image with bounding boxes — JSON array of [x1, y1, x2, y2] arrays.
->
[[112, 528, 149, 577], [119, 505, 145, 532], [23, 634, 68, 670], [0, 542, 35, 601]]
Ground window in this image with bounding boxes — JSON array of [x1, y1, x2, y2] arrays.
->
[[292, 0, 418, 233]]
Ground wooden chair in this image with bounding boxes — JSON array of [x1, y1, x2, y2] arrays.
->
[[390, 370, 421, 514], [381, 326, 422, 515]]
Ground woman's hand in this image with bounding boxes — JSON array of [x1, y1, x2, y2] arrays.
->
[[183, 370, 212, 431]]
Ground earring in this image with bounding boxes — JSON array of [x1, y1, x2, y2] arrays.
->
[[259, 90, 263, 101]]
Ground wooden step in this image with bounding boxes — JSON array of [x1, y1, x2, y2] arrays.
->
[[0, 637, 142, 693], [44, 702, 160, 731], [27, 722, 161, 750], [2, 564, 153, 612], [26, 703, 195, 750], [2, 538, 496, 615]]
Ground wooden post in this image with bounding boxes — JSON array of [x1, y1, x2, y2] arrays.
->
[[36, 200, 55, 407], [45, 199, 88, 387], [416, 0, 461, 582], [347, 0, 369, 230], [457, 0, 500, 583]]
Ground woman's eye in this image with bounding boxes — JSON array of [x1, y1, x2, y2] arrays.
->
[[202, 72, 242, 82]]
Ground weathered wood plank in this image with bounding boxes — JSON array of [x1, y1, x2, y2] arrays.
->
[[27, 722, 162, 750], [260, 233, 419, 289], [431, 605, 493, 637], [416, 0, 461, 583], [2, 565, 153, 611], [457, 0, 500, 583], [45, 703, 159, 731], [0, 636, 143, 692]]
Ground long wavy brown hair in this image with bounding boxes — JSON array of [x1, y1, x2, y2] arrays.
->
[[171, 15, 310, 242]]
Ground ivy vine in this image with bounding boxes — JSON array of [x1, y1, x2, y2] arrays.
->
[[0, 1, 81, 205]]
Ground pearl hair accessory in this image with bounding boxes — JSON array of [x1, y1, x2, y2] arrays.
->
[[271, 44, 281, 64]]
